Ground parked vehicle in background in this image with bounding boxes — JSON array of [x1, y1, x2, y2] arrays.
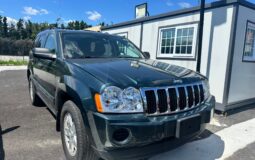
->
[[27, 29, 215, 160]]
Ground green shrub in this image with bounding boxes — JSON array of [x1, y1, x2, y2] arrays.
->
[[0, 60, 28, 66]]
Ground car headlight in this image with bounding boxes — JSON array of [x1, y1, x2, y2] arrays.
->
[[94, 86, 144, 113], [202, 80, 210, 100]]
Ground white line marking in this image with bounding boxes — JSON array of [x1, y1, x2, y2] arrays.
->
[[150, 118, 255, 160]]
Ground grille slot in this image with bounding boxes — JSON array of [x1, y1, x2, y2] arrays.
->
[[199, 84, 204, 102], [187, 86, 194, 108], [168, 88, 177, 111], [141, 82, 206, 116], [193, 85, 200, 105], [178, 87, 186, 110], [145, 90, 157, 114], [157, 89, 168, 113]]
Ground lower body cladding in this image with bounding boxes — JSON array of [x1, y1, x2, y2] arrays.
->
[[87, 96, 215, 160]]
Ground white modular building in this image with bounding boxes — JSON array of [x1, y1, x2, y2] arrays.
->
[[102, 0, 255, 112]]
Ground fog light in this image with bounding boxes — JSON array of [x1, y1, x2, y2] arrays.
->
[[112, 128, 130, 144]]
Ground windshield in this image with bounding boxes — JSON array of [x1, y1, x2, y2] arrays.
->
[[61, 32, 144, 59]]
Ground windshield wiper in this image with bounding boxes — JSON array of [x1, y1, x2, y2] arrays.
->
[[82, 56, 102, 58]]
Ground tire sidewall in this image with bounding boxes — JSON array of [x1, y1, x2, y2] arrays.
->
[[60, 101, 85, 160], [29, 77, 36, 104]]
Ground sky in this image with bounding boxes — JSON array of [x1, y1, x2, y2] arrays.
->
[[0, 0, 254, 26]]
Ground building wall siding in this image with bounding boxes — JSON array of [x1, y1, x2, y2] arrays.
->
[[103, 24, 142, 48], [228, 5, 255, 104]]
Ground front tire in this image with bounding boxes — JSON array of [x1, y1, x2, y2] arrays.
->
[[60, 101, 99, 160]]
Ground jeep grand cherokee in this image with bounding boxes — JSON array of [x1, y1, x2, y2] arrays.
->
[[27, 29, 215, 160]]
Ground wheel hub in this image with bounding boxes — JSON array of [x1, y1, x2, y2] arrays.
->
[[64, 113, 77, 156]]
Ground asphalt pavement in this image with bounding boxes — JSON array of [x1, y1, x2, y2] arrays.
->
[[0, 69, 255, 160]]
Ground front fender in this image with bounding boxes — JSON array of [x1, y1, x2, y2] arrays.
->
[[57, 75, 97, 112]]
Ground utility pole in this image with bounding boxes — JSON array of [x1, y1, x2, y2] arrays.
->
[[196, 0, 205, 73]]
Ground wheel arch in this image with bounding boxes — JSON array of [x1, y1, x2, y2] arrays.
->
[[55, 76, 94, 132]]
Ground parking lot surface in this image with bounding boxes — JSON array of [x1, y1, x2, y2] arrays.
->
[[0, 69, 255, 160]]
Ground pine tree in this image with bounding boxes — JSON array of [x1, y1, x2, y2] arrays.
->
[[0, 16, 3, 36], [25, 20, 33, 39], [61, 24, 65, 29], [80, 21, 86, 30], [74, 21, 80, 30], [3, 17, 8, 37], [17, 19, 24, 39], [67, 21, 75, 30], [9, 23, 18, 39]]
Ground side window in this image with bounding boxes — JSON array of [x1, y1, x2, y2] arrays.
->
[[116, 40, 140, 58], [117, 40, 127, 54], [34, 36, 41, 47], [44, 34, 56, 54], [35, 34, 47, 48]]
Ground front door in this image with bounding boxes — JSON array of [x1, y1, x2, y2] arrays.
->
[[33, 32, 57, 108]]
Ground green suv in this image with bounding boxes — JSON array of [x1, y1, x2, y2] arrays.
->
[[27, 29, 215, 160]]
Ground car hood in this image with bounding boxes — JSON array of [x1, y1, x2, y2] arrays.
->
[[67, 58, 205, 88]]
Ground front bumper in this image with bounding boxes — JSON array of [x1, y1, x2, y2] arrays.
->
[[87, 96, 215, 160]]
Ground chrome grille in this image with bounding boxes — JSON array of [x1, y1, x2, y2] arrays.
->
[[140, 82, 205, 116]]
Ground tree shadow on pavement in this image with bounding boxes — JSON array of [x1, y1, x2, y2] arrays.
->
[[0, 125, 20, 160]]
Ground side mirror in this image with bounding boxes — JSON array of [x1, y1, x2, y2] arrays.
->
[[143, 52, 150, 59], [33, 48, 56, 60]]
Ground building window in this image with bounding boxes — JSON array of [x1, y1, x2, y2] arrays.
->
[[160, 28, 175, 54], [115, 32, 128, 53], [157, 24, 198, 59], [243, 21, 255, 62], [115, 32, 128, 38]]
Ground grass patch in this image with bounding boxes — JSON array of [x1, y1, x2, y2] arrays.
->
[[0, 60, 28, 66]]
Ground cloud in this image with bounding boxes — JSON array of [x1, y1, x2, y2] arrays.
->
[[86, 11, 101, 21], [178, 2, 192, 8], [23, 7, 49, 15], [64, 19, 75, 24], [6, 17, 18, 27], [0, 10, 4, 14], [166, 2, 174, 6], [40, 9, 49, 15], [23, 16, 31, 21]]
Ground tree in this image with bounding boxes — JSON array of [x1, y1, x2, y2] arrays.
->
[[0, 16, 3, 36], [60, 23, 65, 29], [67, 21, 75, 30], [17, 19, 25, 39], [74, 21, 80, 30], [80, 21, 86, 30], [99, 22, 105, 27], [0, 16, 93, 56], [9, 23, 19, 39], [56, 17, 61, 28], [3, 17, 8, 37], [25, 20, 33, 39]]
